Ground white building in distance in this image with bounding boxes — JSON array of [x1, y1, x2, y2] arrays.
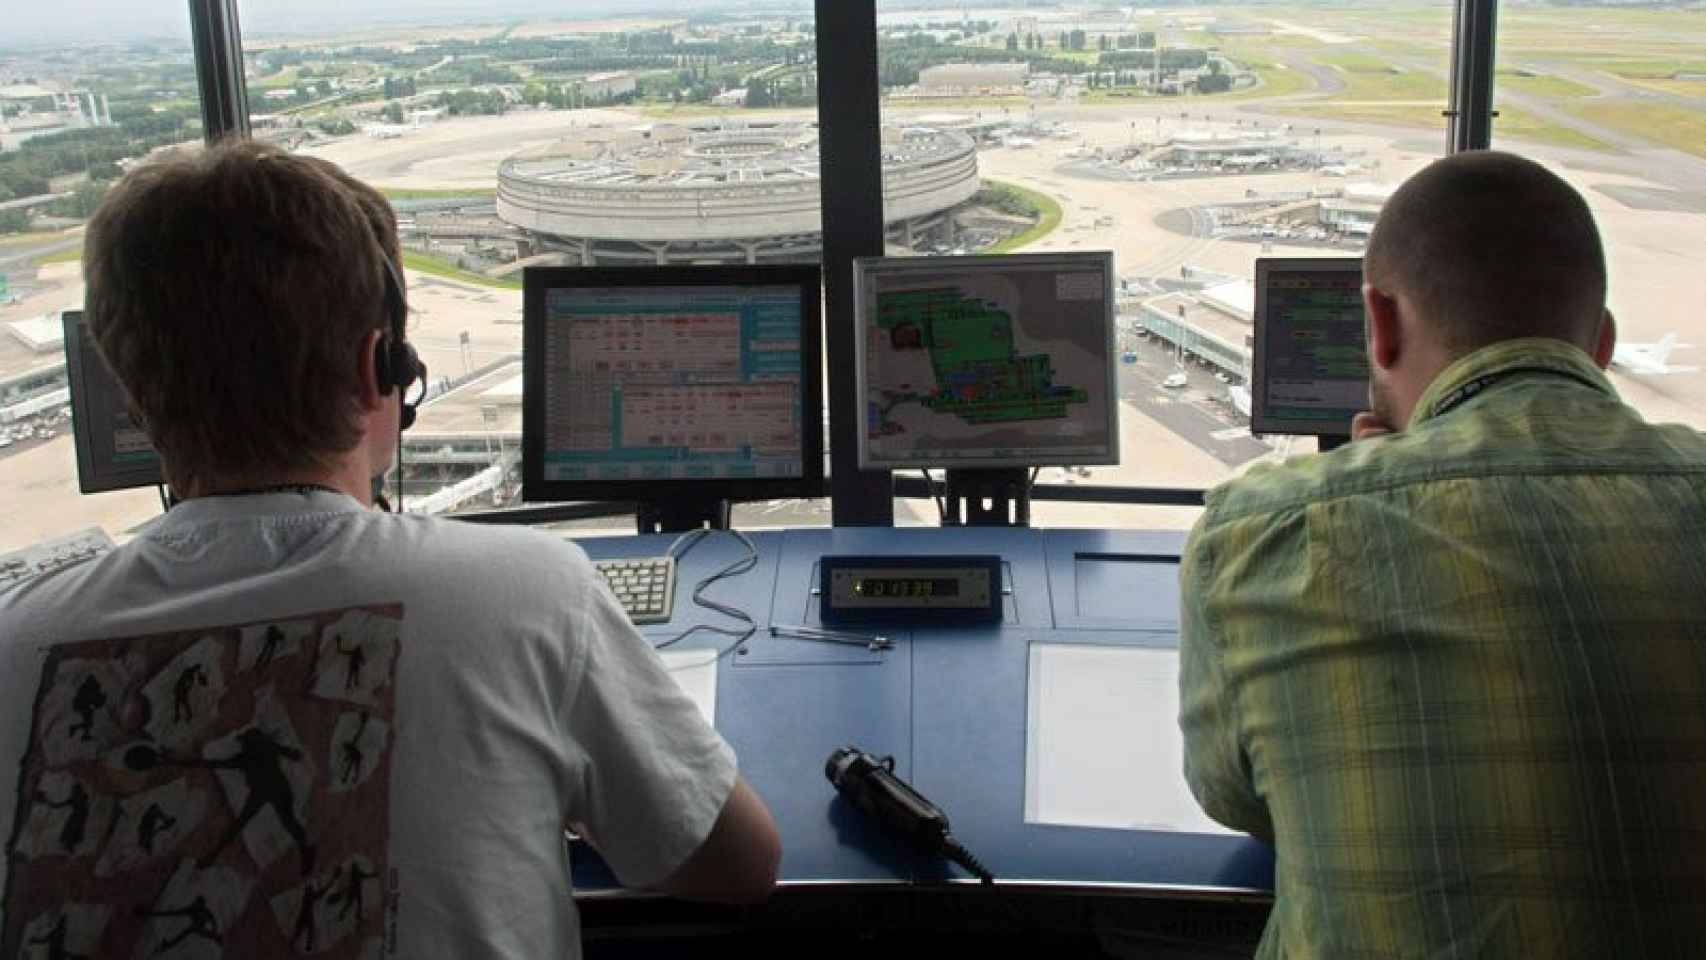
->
[[918, 62, 1029, 91], [577, 72, 637, 101]]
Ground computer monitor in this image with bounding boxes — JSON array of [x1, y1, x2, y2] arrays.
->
[[853, 252, 1119, 470], [62, 310, 164, 493], [1250, 257, 1370, 439], [521, 265, 824, 522]]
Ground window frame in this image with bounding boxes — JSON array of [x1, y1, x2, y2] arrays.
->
[[192, 0, 1498, 526]]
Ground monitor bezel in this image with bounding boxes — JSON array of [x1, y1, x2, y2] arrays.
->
[[852, 251, 1121, 471], [521, 264, 825, 505], [1250, 256, 1367, 438], [62, 309, 165, 494]]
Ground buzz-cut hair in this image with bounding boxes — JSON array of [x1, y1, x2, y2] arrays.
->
[[1364, 150, 1607, 354]]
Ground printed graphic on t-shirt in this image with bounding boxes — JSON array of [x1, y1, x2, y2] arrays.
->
[[2, 605, 401, 959]]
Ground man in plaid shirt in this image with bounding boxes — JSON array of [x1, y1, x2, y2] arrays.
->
[[1181, 150, 1706, 957]]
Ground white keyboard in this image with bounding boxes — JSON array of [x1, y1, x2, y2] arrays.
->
[[593, 556, 676, 625], [0, 527, 115, 590]]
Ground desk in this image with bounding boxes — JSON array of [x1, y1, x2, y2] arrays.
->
[[574, 527, 1274, 898]]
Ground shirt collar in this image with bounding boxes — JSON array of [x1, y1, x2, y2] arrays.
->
[[140, 488, 367, 537], [1408, 337, 1617, 430]]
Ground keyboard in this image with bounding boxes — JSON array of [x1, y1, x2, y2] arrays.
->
[[0, 527, 115, 590], [594, 556, 676, 625]]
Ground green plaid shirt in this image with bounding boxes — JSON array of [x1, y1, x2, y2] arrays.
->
[[1181, 338, 1706, 958]]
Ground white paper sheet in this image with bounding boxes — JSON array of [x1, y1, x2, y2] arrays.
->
[[1025, 644, 1235, 834], [659, 648, 719, 727]]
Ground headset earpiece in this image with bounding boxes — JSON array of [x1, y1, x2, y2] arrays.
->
[[374, 247, 426, 430]]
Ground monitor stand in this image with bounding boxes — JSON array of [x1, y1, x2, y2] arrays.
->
[[1318, 434, 1350, 453], [636, 498, 732, 535], [943, 469, 1031, 528]]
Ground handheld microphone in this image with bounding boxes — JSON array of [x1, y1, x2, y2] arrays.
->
[[825, 745, 993, 885]]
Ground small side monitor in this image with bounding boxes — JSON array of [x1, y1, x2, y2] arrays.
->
[[1250, 258, 1369, 438], [62, 310, 164, 493]]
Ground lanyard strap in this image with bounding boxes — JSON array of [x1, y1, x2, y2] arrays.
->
[[1429, 366, 1600, 420]]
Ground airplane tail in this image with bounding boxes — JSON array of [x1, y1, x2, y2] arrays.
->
[[1654, 333, 1679, 365]]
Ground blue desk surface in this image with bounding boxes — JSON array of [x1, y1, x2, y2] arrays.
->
[[576, 527, 1274, 896]]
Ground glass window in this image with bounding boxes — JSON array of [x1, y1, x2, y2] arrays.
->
[[1493, 7, 1706, 439], [874, 2, 1455, 530], [235, 4, 828, 526], [0, 5, 205, 556]]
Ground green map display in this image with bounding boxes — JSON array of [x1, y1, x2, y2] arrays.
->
[[871, 287, 1089, 432]]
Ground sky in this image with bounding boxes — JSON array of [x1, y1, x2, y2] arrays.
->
[[4, 0, 811, 46]]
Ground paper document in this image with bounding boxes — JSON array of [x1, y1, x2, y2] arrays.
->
[[659, 648, 719, 726], [1025, 644, 1236, 835]]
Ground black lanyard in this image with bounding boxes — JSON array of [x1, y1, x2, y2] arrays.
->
[[1429, 366, 1600, 420]]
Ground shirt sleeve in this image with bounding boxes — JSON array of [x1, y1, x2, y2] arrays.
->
[[1178, 515, 1273, 842], [560, 570, 738, 890]]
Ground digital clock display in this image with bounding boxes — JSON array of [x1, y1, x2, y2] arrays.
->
[[852, 577, 961, 599], [822, 557, 1000, 624]]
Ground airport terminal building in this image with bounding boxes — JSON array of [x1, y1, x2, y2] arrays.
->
[[496, 120, 982, 265]]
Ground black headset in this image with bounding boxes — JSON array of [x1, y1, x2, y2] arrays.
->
[[372, 247, 426, 430]]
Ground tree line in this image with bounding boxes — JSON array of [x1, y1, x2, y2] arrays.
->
[[0, 105, 200, 203]]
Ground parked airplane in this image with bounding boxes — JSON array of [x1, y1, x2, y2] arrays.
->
[[363, 123, 411, 139], [1612, 333, 1698, 375]]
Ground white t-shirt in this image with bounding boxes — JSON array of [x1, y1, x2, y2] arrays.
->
[[0, 490, 737, 959]]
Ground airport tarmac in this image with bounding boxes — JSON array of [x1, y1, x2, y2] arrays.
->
[[4, 100, 1703, 553]]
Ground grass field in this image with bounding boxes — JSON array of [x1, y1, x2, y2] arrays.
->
[[980, 179, 1062, 254], [1277, 101, 1446, 130], [1212, 43, 1319, 101], [1314, 50, 1449, 102], [1492, 107, 1616, 152], [31, 247, 83, 267], [1569, 100, 1706, 160], [1579, 58, 1706, 80], [1619, 77, 1706, 98], [0, 230, 76, 250], [1497, 69, 1599, 100], [402, 250, 522, 290], [251, 67, 301, 90]]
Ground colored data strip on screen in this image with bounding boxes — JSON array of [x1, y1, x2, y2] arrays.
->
[[1250, 257, 1369, 438]]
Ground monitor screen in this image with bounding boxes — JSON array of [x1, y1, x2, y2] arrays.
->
[[521, 265, 823, 503], [854, 252, 1119, 470], [1250, 258, 1370, 438], [62, 310, 164, 493]]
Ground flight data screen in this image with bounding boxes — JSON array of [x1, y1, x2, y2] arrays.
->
[[858, 256, 1117, 468], [65, 312, 163, 491], [1257, 268, 1369, 430], [538, 285, 806, 482]]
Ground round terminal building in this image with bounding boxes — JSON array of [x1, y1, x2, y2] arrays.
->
[[496, 119, 981, 265]]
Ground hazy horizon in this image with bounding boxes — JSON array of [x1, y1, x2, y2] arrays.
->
[[2, 0, 815, 47]]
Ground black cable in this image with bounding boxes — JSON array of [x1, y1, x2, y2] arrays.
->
[[395, 427, 405, 513], [921, 468, 946, 525], [157, 483, 170, 513], [944, 837, 995, 885], [654, 528, 759, 658]]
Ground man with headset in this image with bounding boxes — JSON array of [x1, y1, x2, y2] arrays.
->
[[0, 139, 779, 957]]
